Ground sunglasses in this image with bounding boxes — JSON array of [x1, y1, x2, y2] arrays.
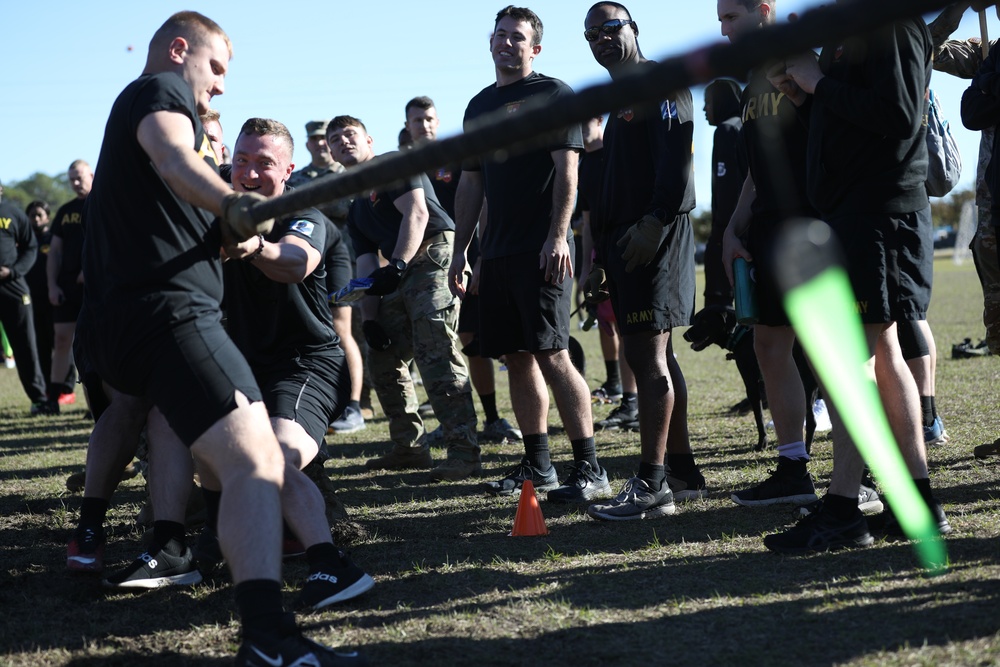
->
[[584, 19, 635, 42]]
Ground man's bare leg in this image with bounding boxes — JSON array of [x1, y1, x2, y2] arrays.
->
[[190, 394, 284, 584], [68, 388, 150, 573]]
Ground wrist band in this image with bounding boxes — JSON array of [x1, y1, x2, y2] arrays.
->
[[244, 234, 264, 262]]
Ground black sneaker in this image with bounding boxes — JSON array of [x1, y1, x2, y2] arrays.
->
[[191, 527, 225, 572], [547, 461, 612, 503], [67, 525, 105, 573], [666, 468, 708, 502], [591, 382, 623, 404], [763, 506, 873, 555], [587, 477, 676, 521], [103, 543, 203, 589], [236, 633, 367, 666], [798, 484, 884, 518], [484, 457, 558, 496], [30, 399, 59, 416], [297, 552, 375, 612], [596, 402, 639, 430], [868, 496, 952, 539], [732, 465, 817, 507]]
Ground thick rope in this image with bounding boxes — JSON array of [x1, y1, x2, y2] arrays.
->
[[252, 0, 963, 223]]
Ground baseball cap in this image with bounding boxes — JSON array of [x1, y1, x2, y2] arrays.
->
[[306, 120, 328, 137]]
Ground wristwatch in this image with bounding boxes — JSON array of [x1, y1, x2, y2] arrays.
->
[[389, 258, 407, 272]]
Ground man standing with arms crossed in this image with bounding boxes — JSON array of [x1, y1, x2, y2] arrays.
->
[[449, 5, 609, 502], [328, 115, 481, 482], [80, 12, 363, 665], [581, 2, 706, 521], [404, 95, 522, 445]]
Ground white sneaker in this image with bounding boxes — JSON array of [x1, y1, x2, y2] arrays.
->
[[812, 399, 832, 432], [766, 399, 832, 433]]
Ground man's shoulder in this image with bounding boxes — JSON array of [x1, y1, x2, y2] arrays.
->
[[524, 71, 572, 92], [0, 201, 28, 222]]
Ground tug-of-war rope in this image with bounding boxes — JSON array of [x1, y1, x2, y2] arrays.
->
[[251, 0, 973, 224]]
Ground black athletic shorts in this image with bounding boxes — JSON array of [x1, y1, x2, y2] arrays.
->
[[478, 248, 573, 358], [82, 297, 262, 446], [53, 282, 84, 324], [746, 217, 791, 327], [827, 207, 931, 324], [457, 293, 480, 335], [325, 237, 353, 309], [256, 350, 349, 446], [602, 215, 696, 335]]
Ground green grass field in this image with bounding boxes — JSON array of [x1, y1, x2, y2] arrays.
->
[[0, 257, 998, 666]]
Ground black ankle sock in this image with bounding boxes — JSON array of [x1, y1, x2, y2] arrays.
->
[[347, 399, 361, 412], [236, 579, 292, 641], [920, 396, 935, 427], [824, 493, 858, 521], [305, 542, 340, 572], [79, 497, 109, 530], [914, 477, 935, 506], [570, 437, 598, 470], [524, 434, 550, 470], [152, 520, 186, 555], [202, 488, 222, 532], [621, 392, 638, 407], [666, 453, 696, 476], [480, 392, 500, 424], [605, 360, 621, 387], [638, 462, 666, 489]]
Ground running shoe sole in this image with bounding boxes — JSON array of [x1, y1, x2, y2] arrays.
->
[[306, 573, 376, 611], [587, 502, 676, 521]]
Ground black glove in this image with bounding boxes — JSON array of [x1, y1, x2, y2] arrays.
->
[[362, 320, 392, 351], [583, 264, 610, 305], [366, 263, 404, 296]]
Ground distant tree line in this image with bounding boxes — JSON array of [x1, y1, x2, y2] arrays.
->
[[2, 172, 74, 210]]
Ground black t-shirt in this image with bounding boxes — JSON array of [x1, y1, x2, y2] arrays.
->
[[463, 72, 584, 259], [428, 165, 461, 219], [347, 168, 453, 260], [83, 72, 223, 325], [0, 201, 36, 300], [578, 147, 605, 240], [600, 68, 696, 228], [224, 207, 340, 368], [807, 19, 932, 217], [740, 66, 815, 223], [51, 197, 86, 285]]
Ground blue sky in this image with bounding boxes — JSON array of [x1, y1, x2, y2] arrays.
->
[[1, 1, 993, 211]]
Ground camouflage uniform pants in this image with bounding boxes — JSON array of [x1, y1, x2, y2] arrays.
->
[[974, 216, 1000, 354], [975, 127, 1000, 353], [369, 232, 479, 460]]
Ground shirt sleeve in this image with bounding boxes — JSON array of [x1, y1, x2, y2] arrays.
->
[[11, 210, 38, 280]]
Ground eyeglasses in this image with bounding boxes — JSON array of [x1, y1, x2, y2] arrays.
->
[[584, 19, 635, 42]]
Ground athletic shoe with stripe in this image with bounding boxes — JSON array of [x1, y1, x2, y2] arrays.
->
[[297, 551, 375, 612], [103, 542, 202, 589], [587, 477, 676, 521]]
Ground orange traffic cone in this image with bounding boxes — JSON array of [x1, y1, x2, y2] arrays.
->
[[509, 479, 549, 536]]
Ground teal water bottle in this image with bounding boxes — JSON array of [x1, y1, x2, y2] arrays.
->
[[733, 257, 758, 325]]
